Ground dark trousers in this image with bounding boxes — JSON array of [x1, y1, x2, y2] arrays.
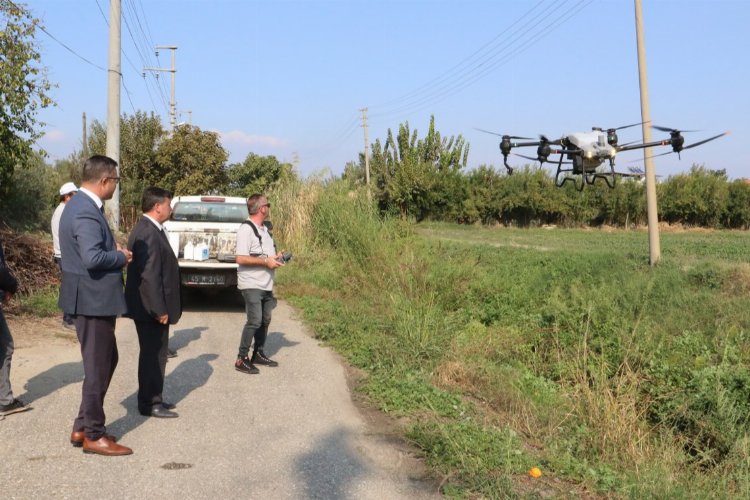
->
[[135, 320, 169, 412], [238, 288, 275, 358], [54, 257, 74, 325], [72, 315, 118, 440], [0, 305, 15, 406]]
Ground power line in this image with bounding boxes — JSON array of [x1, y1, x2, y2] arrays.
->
[[36, 24, 107, 72], [369, 0, 591, 121], [371, 0, 593, 121]]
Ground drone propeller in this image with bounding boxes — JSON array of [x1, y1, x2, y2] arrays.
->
[[642, 131, 730, 160], [539, 134, 562, 146], [596, 121, 648, 132], [681, 131, 730, 150], [652, 125, 699, 133], [474, 128, 532, 140]]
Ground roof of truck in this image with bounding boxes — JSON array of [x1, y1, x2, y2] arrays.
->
[[172, 195, 247, 204], [171, 195, 247, 208]]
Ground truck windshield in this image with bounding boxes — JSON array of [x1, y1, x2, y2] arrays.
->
[[171, 202, 248, 223]]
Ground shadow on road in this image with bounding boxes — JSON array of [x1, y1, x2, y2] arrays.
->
[[262, 331, 300, 357], [169, 325, 208, 354], [294, 427, 368, 499], [106, 353, 219, 439], [181, 288, 244, 312], [17, 361, 83, 404]]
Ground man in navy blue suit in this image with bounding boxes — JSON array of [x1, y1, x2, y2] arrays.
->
[[59, 155, 134, 456]]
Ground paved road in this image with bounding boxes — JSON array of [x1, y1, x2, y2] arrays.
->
[[0, 291, 438, 499]]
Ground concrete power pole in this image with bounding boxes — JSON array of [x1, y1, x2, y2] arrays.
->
[[360, 107, 370, 195], [634, 0, 661, 265], [145, 45, 177, 131], [82, 112, 88, 158], [105, 0, 121, 231]]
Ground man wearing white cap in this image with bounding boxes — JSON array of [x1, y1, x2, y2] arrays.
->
[[51, 182, 78, 330]]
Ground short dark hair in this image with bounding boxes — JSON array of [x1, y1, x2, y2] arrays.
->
[[141, 187, 173, 213], [82, 155, 118, 183], [247, 193, 265, 214]]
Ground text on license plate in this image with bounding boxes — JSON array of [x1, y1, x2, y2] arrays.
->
[[184, 274, 225, 285]]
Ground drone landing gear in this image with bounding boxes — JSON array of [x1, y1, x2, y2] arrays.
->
[[554, 157, 584, 191], [586, 173, 616, 189], [587, 160, 618, 189]]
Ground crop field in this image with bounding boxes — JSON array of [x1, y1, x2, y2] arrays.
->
[[279, 184, 750, 498]]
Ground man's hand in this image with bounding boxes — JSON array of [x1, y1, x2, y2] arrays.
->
[[3, 291, 13, 301], [157, 314, 168, 325], [265, 256, 283, 269], [117, 244, 133, 265]]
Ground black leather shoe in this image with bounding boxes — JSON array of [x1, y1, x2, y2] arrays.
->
[[161, 402, 176, 410], [140, 405, 178, 418]]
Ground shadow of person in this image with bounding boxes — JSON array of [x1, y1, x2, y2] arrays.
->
[[168, 326, 208, 353], [16, 361, 83, 404], [293, 428, 368, 499], [260, 331, 300, 358], [106, 353, 219, 439], [181, 288, 244, 312]]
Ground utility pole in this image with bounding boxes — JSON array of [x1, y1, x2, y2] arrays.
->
[[144, 45, 177, 131], [634, 0, 660, 265], [360, 107, 370, 195], [82, 112, 88, 158], [105, 0, 121, 231]]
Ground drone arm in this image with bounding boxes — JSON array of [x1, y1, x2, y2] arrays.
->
[[512, 141, 542, 148], [616, 139, 671, 152]]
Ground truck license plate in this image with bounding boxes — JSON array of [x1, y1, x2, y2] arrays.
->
[[184, 274, 225, 286]]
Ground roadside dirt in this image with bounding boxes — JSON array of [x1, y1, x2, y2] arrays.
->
[[5, 313, 78, 349]]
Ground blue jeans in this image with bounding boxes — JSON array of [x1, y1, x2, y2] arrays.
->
[[0, 304, 15, 405], [237, 289, 276, 358]]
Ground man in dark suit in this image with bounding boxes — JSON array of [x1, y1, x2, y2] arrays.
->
[[59, 155, 134, 456], [125, 187, 182, 418]]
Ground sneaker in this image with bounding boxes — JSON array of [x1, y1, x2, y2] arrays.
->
[[251, 350, 279, 367], [167, 348, 177, 358], [62, 321, 76, 331], [235, 356, 259, 375], [0, 398, 32, 416]]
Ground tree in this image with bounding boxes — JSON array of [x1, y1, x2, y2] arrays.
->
[[154, 124, 228, 194], [0, 0, 54, 198], [369, 116, 469, 221], [88, 111, 164, 206], [225, 152, 295, 197], [659, 165, 729, 226], [723, 179, 750, 229]]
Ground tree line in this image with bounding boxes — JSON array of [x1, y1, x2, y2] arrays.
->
[[343, 116, 750, 229]]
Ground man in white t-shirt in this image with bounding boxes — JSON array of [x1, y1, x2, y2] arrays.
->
[[234, 194, 284, 374], [51, 182, 78, 330]]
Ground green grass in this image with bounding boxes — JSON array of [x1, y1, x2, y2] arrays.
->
[[15, 285, 61, 316], [275, 185, 750, 497]]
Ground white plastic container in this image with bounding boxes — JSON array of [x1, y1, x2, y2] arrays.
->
[[195, 242, 209, 261], [183, 241, 194, 260]]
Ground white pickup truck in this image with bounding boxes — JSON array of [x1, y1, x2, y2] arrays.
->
[[164, 195, 248, 289]]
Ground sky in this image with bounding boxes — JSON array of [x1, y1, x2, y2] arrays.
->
[[22, 0, 750, 180]]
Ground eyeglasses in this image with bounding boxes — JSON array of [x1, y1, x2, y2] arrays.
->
[[105, 176, 120, 184], [260, 203, 271, 208]]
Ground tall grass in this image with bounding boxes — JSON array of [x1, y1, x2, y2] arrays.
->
[[277, 180, 750, 497]]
